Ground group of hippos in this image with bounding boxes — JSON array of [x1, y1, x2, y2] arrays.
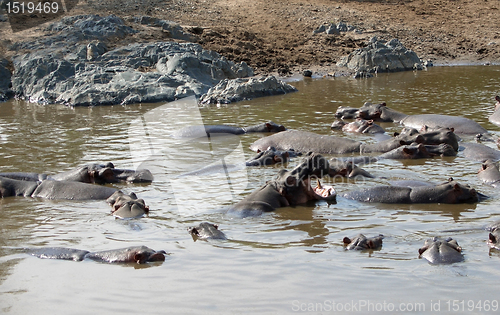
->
[[4, 98, 500, 264]]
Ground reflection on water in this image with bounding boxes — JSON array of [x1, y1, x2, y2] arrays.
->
[[1, 66, 500, 313]]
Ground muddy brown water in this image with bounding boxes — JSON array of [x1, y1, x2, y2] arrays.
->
[[1, 66, 500, 314]]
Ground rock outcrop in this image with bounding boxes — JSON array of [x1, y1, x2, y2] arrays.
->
[[337, 37, 423, 74], [9, 15, 253, 106], [198, 76, 297, 105]]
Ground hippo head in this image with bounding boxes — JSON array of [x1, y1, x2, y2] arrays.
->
[[334, 106, 358, 119], [188, 222, 227, 241], [264, 121, 286, 132], [356, 102, 386, 120], [438, 179, 482, 203], [122, 246, 167, 264], [87, 162, 117, 184], [418, 237, 464, 264], [495, 95, 500, 111], [106, 191, 149, 219], [343, 234, 384, 250], [247, 147, 290, 166], [419, 126, 460, 151], [274, 153, 336, 204], [330, 120, 346, 130]]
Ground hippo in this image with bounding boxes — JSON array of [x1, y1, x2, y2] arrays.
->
[[331, 118, 385, 134], [341, 179, 483, 204], [227, 153, 336, 217], [461, 142, 500, 162], [329, 159, 374, 178], [0, 162, 154, 184], [338, 143, 456, 165], [343, 234, 384, 250], [0, 176, 149, 217], [245, 147, 299, 166], [0, 176, 118, 200], [478, 160, 500, 187], [27, 246, 167, 264], [172, 121, 286, 138], [106, 191, 149, 219], [418, 237, 464, 264], [357, 102, 490, 136], [250, 127, 459, 155], [334, 106, 359, 119], [250, 130, 362, 154], [488, 96, 500, 127], [188, 222, 227, 240]]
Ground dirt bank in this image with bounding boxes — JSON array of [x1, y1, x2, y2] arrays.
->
[[2, 0, 500, 75]]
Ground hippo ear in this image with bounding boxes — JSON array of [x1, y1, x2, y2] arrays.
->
[[421, 125, 429, 132], [265, 123, 272, 131], [105, 162, 115, 169], [418, 247, 426, 256], [380, 102, 386, 107], [489, 233, 497, 243], [402, 147, 413, 155], [342, 237, 351, 245], [450, 127, 455, 133], [214, 224, 219, 230], [453, 184, 462, 192], [367, 120, 374, 124], [496, 96, 500, 102], [134, 253, 146, 264]]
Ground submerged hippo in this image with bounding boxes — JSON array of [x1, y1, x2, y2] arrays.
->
[[27, 246, 167, 264], [0, 176, 118, 200], [245, 147, 299, 166], [461, 142, 500, 162], [331, 118, 385, 134], [227, 153, 336, 217], [357, 102, 489, 136], [106, 191, 149, 219], [188, 222, 227, 240], [418, 237, 464, 264], [478, 160, 500, 187], [172, 121, 286, 138], [334, 106, 359, 119], [488, 96, 500, 127], [486, 220, 500, 250], [0, 162, 153, 184], [250, 126, 458, 155], [343, 234, 384, 250], [341, 179, 483, 204]]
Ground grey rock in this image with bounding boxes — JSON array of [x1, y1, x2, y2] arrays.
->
[[337, 37, 423, 73], [10, 15, 137, 51], [314, 22, 359, 35], [199, 76, 297, 105], [12, 41, 253, 106]]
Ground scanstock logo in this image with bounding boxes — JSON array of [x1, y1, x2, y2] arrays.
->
[[3, 0, 79, 32], [128, 96, 249, 216]]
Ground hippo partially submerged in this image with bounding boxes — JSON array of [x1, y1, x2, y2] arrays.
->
[[343, 234, 384, 250], [418, 237, 464, 264], [0, 162, 153, 184], [27, 246, 167, 264], [106, 191, 150, 219], [341, 179, 483, 204], [487, 221, 500, 250], [172, 121, 286, 138], [331, 118, 385, 134], [188, 222, 227, 240], [228, 153, 336, 217], [357, 102, 490, 136]]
